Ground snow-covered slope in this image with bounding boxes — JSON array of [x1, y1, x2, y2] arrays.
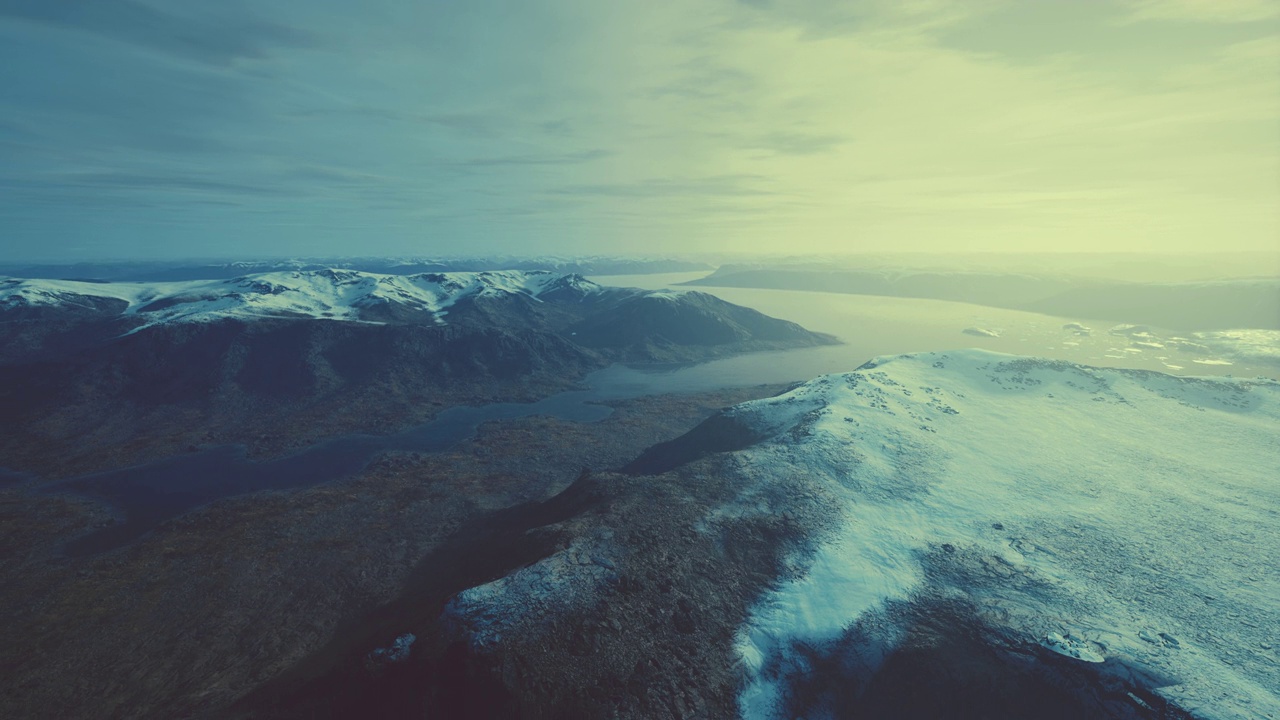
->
[[714, 350, 1279, 719], [0, 269, 601, 327]]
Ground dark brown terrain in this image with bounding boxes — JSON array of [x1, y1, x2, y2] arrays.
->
[[0, 385, 789, 719]]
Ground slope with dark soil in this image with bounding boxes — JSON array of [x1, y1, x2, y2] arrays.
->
[[0, 386, 787, 720]]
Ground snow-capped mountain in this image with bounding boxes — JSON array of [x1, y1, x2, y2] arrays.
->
[[0, 269, 834, 480], [711, 350, 1279, 719], [450, 350, 1279, 719], [0, 269, 600, 328]]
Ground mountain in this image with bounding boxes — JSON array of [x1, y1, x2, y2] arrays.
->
[[0, 256, 713, 283], [446, 350, 1279, 719], [0, 270, 833, 478], [682, 266, 1280, 331], [0, 269, 600, 332], [5, 343, 1275, 718]]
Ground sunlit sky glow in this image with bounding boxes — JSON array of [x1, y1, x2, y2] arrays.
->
[[1, 0, 1277, 260]]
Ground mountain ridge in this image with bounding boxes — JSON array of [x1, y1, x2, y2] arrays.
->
[[0, 271, 835, 479], [443, 350, 1279, 719]]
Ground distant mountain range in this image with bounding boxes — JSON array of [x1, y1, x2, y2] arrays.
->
[[0, 270, 834, 478], [1, 269, 605, 330], [684, 266, 1280, 331], [0, 256, 712, 283]]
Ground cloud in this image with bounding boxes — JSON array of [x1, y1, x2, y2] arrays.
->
[[731, 0, 987, 38], [1, 170, 290, 197], [0, 0, 1275, 259], [550, 174, 779, 199], [749, 131, 848, 156], [0, 0, 313, 65], [1120, 0, 1280, 24], [455, 149, 613, 168], [650, 56, 759, 101]]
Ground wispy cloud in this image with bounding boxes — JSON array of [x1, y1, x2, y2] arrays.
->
[[1120, 0, 1280, 24], [454, 149, 613, 168], [0, 0, 313, 64], [551, 174, 779, 199], [0, 0, 1275, 259], [748, 131, 848, 156]]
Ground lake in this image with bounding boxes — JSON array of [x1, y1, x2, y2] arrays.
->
[[592, 271, 1279, 383]]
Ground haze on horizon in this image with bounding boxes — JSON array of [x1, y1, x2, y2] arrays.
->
[[1, 0, 1277, 262]]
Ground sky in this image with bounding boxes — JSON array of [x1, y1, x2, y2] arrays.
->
[[0, 0, 1277, 261]]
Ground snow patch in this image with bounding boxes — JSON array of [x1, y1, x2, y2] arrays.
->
[[642, 289, 692, 301], [1044, 631, 1105, 663]]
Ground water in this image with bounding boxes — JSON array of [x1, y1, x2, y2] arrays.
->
[[33, 273, 1280, 556], [593, 272, 1279, 381]]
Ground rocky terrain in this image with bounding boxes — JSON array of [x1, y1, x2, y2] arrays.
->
[[0, 386, 788, 720]]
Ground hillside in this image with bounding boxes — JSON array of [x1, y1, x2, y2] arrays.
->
[[452, 351, 1279, 719], [0, 270, 833, 478]]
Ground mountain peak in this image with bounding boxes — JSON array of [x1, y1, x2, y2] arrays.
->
[[0, 269, 604, 328]]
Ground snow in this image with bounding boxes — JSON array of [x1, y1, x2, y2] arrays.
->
[[721, 350, 1280, 719], [962, 326, 1000, 338], [0, 269, 602, 329], [643, 289, 692, 301], [1044, 631, 1106, 663]]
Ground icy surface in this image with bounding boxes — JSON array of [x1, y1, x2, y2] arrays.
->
[[724, 350, 1280, 719], [1044, 631, 1105, 663], [0, 269, 602, 328]]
